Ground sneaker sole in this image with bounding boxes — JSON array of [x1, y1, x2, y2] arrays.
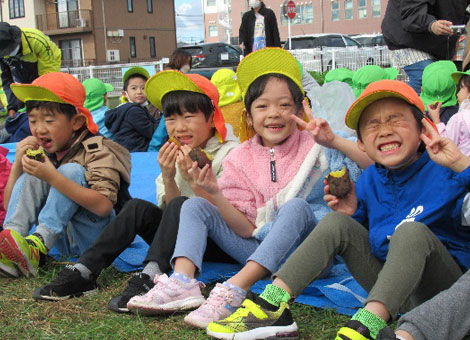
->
[[184, 316, 213, 329], [0, 261, 20, 278], [206, 322, 299, 340], [128, 296, 205, 316], [32, 287, 98, 301], [0, 230, 36, 277]]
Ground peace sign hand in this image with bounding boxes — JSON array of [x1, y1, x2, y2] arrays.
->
[[420, 117, 470, 172], [290, 100, 337, 148]]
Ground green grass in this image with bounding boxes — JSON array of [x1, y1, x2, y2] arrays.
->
[[0, 262, 350, 340]]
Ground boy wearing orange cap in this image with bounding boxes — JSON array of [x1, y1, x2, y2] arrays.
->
[[33, 71, 239, 310], [206, 80, 470, 340], [0, 72, 131, 279]]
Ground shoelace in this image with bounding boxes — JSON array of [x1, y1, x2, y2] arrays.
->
[[198, 285, 233, 316], [51, 265, 79, 285]]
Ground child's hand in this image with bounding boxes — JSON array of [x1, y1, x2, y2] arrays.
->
[[188, 161, 219, 195], [427, 102, 442, 124], [157, 141, 178, 181], [324, 179, 357, 215], [21, 154, 57, 182], [421, 117, 470, 172], [177, 145, 196, 183], [15, 136, 40, 165], [291, 100, 336, 148]]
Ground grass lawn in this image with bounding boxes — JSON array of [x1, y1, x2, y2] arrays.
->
[[0, 262, 352, 340]]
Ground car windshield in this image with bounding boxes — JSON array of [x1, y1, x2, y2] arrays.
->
[[354, 37, 376, 46]]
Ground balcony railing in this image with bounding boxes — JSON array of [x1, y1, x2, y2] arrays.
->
[[36, 9, 93, 35]]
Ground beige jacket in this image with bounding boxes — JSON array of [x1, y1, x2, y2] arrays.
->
[[57, 130, 131, 205], [155, 124, 239, 208]]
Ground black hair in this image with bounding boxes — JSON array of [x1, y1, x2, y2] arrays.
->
[[357, 103, 424, 142], [25, 100, 77, 120], [162, 90, 214, 121], [123, 73, 148, 91], [244, 73, 304, 115], [457, 74, 470, 95]]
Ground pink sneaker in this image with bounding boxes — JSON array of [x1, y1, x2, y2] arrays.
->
[[184, 283, 244, 328], [126, 274, 205, 316]]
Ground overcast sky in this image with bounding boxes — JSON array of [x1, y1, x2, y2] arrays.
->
[[174, 0, 205, 43]]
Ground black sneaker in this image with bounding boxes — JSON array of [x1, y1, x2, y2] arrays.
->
[[107, 272, 154, 313], [33, 264, 98, 301], [376, 326, 399, 340]]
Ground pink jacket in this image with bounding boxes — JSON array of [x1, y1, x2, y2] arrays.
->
[[219, 128, 326, 233], [437, 101, 470, 156]]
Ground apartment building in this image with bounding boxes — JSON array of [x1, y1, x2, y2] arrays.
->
[[204, 0, 388, 44], [1, 0, 177, 66]]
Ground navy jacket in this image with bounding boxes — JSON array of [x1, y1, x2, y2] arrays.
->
[[353, 152, 470, 269], [105, 103, 158, 152]]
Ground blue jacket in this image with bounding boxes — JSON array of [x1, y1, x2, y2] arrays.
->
[[353, 151, 470, 269], [105, 103, 158, 152], [5, 111, 31, 143]]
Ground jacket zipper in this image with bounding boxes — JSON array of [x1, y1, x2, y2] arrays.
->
[[270, 148, 276, 182]]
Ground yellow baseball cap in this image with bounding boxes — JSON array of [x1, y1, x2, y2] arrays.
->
[[236, 47, 304, 100]]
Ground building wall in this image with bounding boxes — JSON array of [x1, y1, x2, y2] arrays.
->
[[1, 0, 45, 28], [229, 0, 387, 44], [202, 0, 232, 44]]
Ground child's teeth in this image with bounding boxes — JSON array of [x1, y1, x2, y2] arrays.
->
[[381, 143, 399, 151]]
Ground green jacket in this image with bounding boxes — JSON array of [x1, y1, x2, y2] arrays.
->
[[0, 28, 61, 111]]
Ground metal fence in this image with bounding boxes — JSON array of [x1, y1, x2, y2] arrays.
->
[[60, 59, 168, 97]]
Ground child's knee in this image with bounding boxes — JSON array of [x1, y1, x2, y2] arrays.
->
[[57, 163, 86, 183], [181, 197, 215, 216], [389, 222, 429, 246]]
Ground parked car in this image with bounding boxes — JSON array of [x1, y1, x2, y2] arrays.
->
[[180, 43, 242, 79], [284, 33, 387, 72], [350, 34, 391, 67]]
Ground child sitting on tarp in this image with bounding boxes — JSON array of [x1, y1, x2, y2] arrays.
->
[[83, 78, 114, 138], [105, 67, 158, 152]]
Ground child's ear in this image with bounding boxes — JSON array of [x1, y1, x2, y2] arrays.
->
[[122, 90, 128, 99], [72, 114, 87, 131], [357, 138, 366, 152], [244, 109, 253, 127]]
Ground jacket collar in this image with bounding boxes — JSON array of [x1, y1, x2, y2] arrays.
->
[[375, 151, 430, 184], [250, 127, 303, 157]]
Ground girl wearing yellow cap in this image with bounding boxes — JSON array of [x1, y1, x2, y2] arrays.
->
[[125, 48, 371, 333]]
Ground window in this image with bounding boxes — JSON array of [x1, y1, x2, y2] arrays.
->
[[129, 36, 136, 57], [358, 0, 367, 19], [147, 0, 153, 13], [59, 39, 82, 67], [344, 36, 360, 47], [344, 0, 353, 20], [372, 0, 381, 17], [280, 4, 287, 25], [207, 0, 216, 6], [209, 25, 218, 37], [149, 37, 156, 57], [9, 0, 25, 19], [57, 0, 79, 28], [302, 4, 313, 24], [331, 1, 340, 22], [127, 0, 133, 13]]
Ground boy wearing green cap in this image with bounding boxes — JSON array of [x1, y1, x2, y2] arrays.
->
[[206, 79, 470, 340], [83, 78, 114, 138], [420, 61, 459, 125], [105, 67, 158, 152], [0, 72, 131, 279]]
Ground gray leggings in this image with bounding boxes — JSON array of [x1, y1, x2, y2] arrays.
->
[[274, 211, 463, 319]]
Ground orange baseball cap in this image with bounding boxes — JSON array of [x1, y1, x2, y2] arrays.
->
[[345, 80, 425, 132], [11, 72, 99, 134], [146, 70, 227, 142]]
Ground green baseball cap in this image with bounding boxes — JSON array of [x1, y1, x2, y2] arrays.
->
[[352, 65, 389, 98], [82, 78, 114, 112], [122, 66, 150, 85], [324, 68, 354, 87], [420, 61, 457, 108], [451, 69, 470, 84], [384, 67, 399, 80]]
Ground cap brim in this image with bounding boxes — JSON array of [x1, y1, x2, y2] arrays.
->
[[346, 91, 423, 131], [451, 71, 470, 84], [104, 83, 114, 92], [11, 84, 69, 105], [145, 70, 204, 110], [236, 47, 304, 99]]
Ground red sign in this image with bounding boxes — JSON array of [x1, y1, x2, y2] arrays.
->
[[286, 0, 296, 19]]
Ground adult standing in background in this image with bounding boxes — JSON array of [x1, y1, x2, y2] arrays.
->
[[239, 0, 281, 56], [0, 22, 61, 118], [381, 0, 469, 94]]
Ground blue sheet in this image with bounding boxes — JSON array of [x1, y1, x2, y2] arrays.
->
[[2, 143, 368, 316]]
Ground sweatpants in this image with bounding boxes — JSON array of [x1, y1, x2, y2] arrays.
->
[[397, 268, 470, 340], [79, 196, 235, 276], [274, 211, 463, 319]]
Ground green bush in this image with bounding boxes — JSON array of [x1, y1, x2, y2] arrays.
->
[[309, 71, 328, 85]]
